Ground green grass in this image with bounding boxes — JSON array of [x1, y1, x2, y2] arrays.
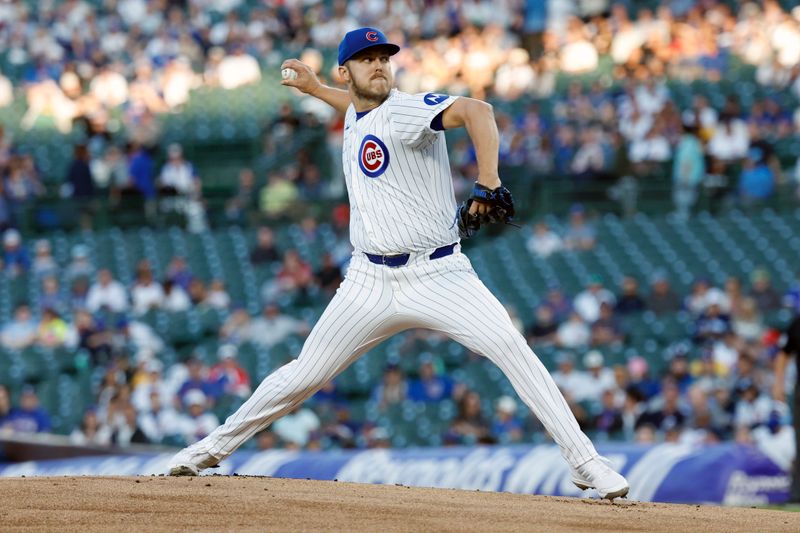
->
[[757, 504, 800, 512]]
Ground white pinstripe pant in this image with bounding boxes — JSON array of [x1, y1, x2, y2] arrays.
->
[[200, 249, 598, 468]]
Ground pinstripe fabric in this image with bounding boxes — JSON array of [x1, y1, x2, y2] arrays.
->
[[194, 252, 597, 468], [178, 87, 601, 471], [391, 252, 597, 467], [345, 90, 460, 255], [203, 255, 410, 458]]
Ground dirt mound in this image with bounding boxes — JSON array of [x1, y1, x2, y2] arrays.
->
[[1, 476, 797, 532]]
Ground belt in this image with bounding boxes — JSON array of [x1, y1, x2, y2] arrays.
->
[[364, 243, 457, 267]]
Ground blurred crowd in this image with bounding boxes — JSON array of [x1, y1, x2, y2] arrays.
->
[[0, 0, 798, 461], [0, 213, 795, 465]]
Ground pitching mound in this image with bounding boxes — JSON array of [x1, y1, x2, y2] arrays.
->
[[1, 476, 798, 532]]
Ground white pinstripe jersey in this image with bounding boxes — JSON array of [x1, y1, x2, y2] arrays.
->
[[342, 89, 460, 254]]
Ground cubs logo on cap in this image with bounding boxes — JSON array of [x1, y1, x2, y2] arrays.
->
[[359, 135, 390, 178], [338, 27, 400, 65]]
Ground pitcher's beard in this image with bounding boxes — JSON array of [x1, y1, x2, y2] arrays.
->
[[352, 78, 390, 106]]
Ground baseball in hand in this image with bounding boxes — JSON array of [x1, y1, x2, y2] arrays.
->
[[281, 68, 298, 80]]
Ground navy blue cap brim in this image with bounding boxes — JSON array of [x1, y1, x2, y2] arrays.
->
[[339, 43, 400, 65]]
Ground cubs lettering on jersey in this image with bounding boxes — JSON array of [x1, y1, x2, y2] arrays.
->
[[343, 89, 460, 255], [359, 135, 389, 178]]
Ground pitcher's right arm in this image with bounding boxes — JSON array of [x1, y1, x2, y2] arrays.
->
[[281, 59, 351, 114]]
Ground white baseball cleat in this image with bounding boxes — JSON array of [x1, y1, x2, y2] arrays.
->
[[167, 445, 219, 476], [571, 456, 630, 500]]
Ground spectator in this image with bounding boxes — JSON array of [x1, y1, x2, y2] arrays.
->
[[574, 276, 616, 323], [138, 389, 182, 444], [130, 263, 165, 315], [595, 389, 624, 435], [5, 155, 44, 222], [263, 249, 314, 302], [627, 356, 661, 401], [31, 239, 58, 279], [552, 352, 590, 402], [158, 143, 200, 213], [733, 379, 772, 429], [208, 344, 252, 399], [66, 144, 95, 229], [250, 226, 281, 265], [491, 395, 524, 444], [315, 253, 343, 295], [131, 358, 172, 413], [749, 268, 781, 312], [709, 331, 740, 376], [167, 256, 193, 292], [732, 297, 764, 343], [203, 280, 231, 310], [260, 171, 298, 218], [185, 278, 209, 307], [591, 302, 624, 346], [40, 273, 67, 314], [563, 205, 596, 250], [105, 388, 149, 446], [724, 276, 745, 317], [36, 307, 71, 348], [74, 310, 113, 366], [255, 429, 281, 451], [271, 405, 321, 449], [526, 305, 559, 345], [1, 304, 38, 349], [707, 113, 750, 163], [177, 357, 221, 406], [446, 391, 492, 445], [245, 303, 309, 348], [220, 307, 252, 345], [64, 244, 95, 283], [739, 147, 776, 204], [615, 276, 646, 314], [526, 222, 563, 258], [646, 274, 681, 315], [685, 278, 729, 316], [70, 409, 112, 446], [3, 229, 30, 276], [92, 145, 130, 195], [583, 351, 617, 404], [693, 298, 732, 344], [225, 168, 257, 224], [408, 356, 455, 403], [178, 389, 220, 445], [86, 269, 129, 313], [556, 312, 591, 349], [4, 386, 52, 434], [664, 348, 694, 393], [114, 317, 165, 358], [162, 280, 191, 312], [372, 364, 408, 411], [217, 45, 262, 90], [635, 379, 687, 433], [570, 127, 606, 179], [127, 142, 156, 216], [672, 120, 705, 219], [543, 286, 572, 322]]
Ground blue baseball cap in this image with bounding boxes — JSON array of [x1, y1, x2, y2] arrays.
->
[[338, 27, 400, 65]]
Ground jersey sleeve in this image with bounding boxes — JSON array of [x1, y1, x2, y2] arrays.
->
[[389, 92, 459, 147]]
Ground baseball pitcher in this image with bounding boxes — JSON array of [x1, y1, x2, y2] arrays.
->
[[168, 27, 629, 500]]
